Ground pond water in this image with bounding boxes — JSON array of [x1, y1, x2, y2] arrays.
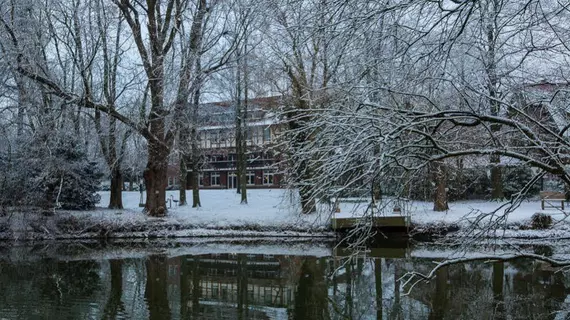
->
[[0, 241, 569, 319]]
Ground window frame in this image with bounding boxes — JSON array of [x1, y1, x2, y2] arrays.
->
[[211, 171, 221, 186], [263, 171, 274, 185], [246, 171, 255, 185]]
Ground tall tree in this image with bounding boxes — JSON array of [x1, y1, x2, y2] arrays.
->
[[267, 0, 360, 213], [0, 0, 243, 215]]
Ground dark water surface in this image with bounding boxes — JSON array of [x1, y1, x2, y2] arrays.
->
[[0, 241, 569, 319]]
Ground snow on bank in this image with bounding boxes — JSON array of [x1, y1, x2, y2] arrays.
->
[[2, 189, 569, 240], [91, 190, 570, 239], [5, 237, 570, 264], [100, 190, 555, 227], [96, 189, 330, 231], [0, 238, 335, 262]]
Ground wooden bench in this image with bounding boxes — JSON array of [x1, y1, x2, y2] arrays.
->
[[540, 191, 565, 210]]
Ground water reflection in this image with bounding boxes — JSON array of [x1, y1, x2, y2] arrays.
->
[[0, 243, 569, 319]]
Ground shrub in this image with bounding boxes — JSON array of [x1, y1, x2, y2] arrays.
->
[[502, 165, 540, 200], [0, 133, 102, 210], [530, 213, 553, 230]]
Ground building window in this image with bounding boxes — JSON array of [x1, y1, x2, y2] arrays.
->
[[263, 171, 274, 185], [173, 177, 177, 186], [248, 289, 254, 301], [168, 177, 173, 186], [247, 127, 253, 141], [198, 173, 204, 187], [263, 127, 271, 142], [200, 132, 206, 148], [264, 288, 273, 304], [218, 130, 226, 146], [247, 171, 255, 185], [211, 172, 220, 186]]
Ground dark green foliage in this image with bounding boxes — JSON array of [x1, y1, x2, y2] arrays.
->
[[407, 167, 491, 201], [33, 135, 102, 209], [448, 168, 491, 201], [530, 213, 553, 230], [502, 165, 541, 200], [405, 164, 539, 201], [0, 133, 102, 210]]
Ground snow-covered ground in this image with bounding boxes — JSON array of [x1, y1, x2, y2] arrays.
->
[[94, 189, 330, 232], [94, 189, 570, 239], [100, 189, 559, 226], [2, 189, 569, 240]]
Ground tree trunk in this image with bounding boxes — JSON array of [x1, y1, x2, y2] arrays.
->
[[373, 180, 382, 202], [179, 157, 187, 206], [239, 162, 247, 204], [109, 167, 124, 209], [192, 168, 201, 208], [490, 155, 504, 200], [432, 161, 449, 211], [235, 48, 247, 204], [191, 86, 202, 208], [289, 114, 317, 214], [486, 5, 504, 201], [300, 185, 316, 214], [144, 140, 169, 216]]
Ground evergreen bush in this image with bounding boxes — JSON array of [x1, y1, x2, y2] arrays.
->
[[502, 165, 540, 199], [530, 212, 553, 230]]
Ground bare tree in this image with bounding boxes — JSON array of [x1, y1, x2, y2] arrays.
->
[[0, 0, 245, 215], [266, 0, 361, 213]]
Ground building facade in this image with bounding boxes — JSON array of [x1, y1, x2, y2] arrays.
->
[[167, 96, 285, 190]]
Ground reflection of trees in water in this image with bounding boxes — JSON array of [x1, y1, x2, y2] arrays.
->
[[102, 259, 125, 319], [509, 260, 567, 320], [401, 258, 570, 320], [2, 249, 570, 320], [40, 259, 102, 298], [329, 257, 383, 320], [237, 254, 249, 320], [0, 259, 102, 319], [292, 257, 329, 320], [145, 255, 171, 320]]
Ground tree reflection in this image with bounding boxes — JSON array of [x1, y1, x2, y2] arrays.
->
[[180, 256, 201, 319], [2, 245, 570, 320], [237, 254, 249, 320], [102, 259, 124, 320], [428, 266, 448, 320], [492, 261, 505, 320], [145, 255, 171, 320], [41, 260, 101, 299], [292, 257, 329, 320], [375, 258, 382, 320]]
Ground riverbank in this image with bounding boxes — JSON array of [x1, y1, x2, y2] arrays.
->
[[0, 189, 568, 240]]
